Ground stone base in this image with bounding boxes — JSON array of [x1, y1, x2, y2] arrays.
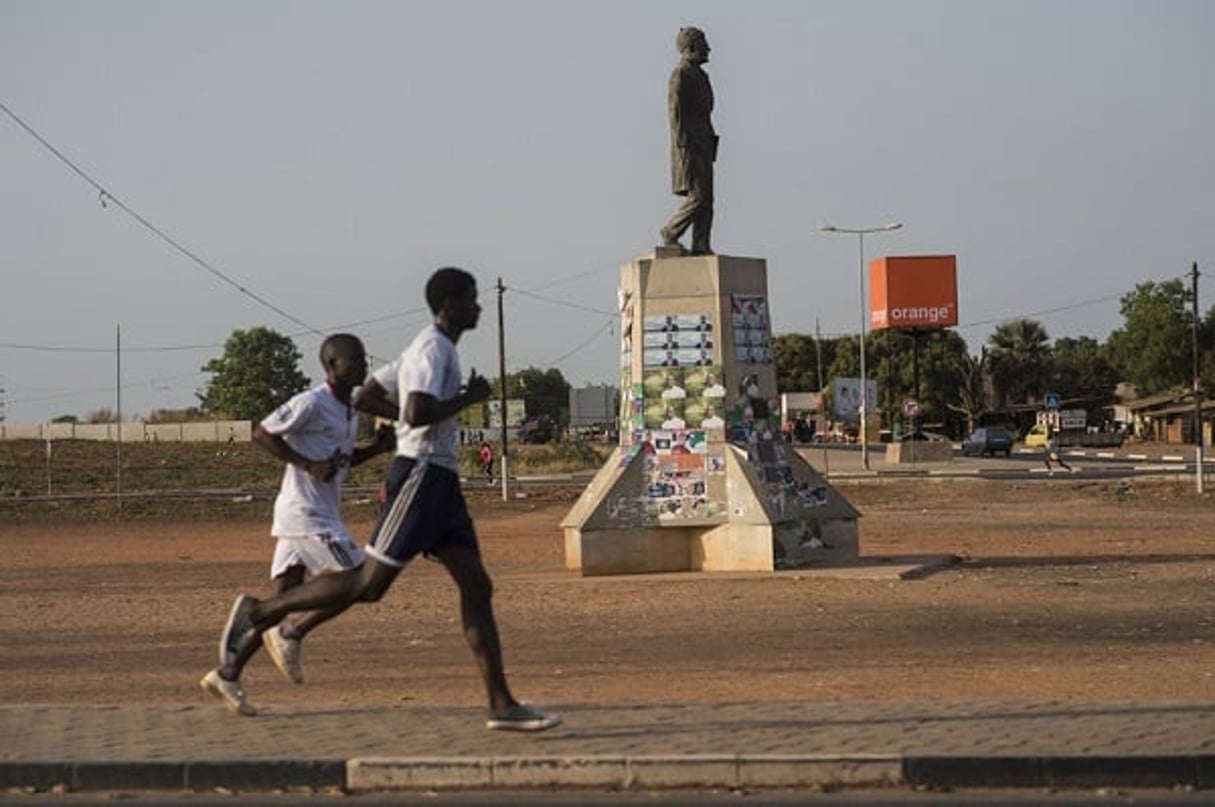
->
[[884, 440, 953, 464], [562, 443, 860, 576], [561, 251, 861, 576]]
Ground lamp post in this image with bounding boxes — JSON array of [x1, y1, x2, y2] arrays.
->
[[820, 222, 903, 470]]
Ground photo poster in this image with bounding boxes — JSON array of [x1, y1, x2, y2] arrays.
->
[[731, 294, 772, 366], [727, 425, 830, 518], [642, 364, 727, 431], [632, 427, 727, 524], [641, 312, 715, 368], [617, 374, 645, 445], [619, 290, 634, 370]]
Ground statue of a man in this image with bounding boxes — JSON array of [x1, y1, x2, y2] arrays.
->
[[660, 26, 718, 256]]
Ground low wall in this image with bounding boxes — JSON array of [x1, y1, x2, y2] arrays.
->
[[0, 420, 253, 443], [884, 440, 953, 464]]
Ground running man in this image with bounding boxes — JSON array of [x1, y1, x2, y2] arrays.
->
[[201, 334, 393, 715], [217, 267, 560, 731], [1043, 425, 1073, 475]]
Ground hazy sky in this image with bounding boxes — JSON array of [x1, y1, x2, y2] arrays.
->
[[2, 0, 1212, 424]]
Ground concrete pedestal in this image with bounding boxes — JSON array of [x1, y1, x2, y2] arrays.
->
[[561, 251, 860, 576]]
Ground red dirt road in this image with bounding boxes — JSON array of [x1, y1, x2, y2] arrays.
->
[[2, 478, 1213, 710]]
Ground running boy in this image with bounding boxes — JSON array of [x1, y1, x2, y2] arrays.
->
[[201, 333, 393, 715], [216, 267, 560, 731]]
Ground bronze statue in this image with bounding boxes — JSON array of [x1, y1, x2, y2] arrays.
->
[[660, 26, 718, 256]]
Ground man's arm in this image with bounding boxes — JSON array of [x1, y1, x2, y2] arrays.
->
[[353, 377, 399, 421], [403, 369, 492, 427]]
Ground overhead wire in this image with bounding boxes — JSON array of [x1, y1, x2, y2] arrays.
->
[[0, 99, 323, 337]]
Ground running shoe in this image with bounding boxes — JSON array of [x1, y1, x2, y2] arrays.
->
[[263, 625, 303, 684], [199, 669, 256, 716], [218, 594, 256, 668], [486, 703, 562, 732]]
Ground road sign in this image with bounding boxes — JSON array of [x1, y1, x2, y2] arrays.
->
[[902, 398, 920, 418], [1044, 392, 1062, 411]]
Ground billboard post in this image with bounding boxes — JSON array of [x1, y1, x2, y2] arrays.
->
[[870, 255, 958, 439]]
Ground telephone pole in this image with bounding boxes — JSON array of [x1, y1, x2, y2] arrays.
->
[[497, 277, 510, 502], [1191, 262, 1204, 493]]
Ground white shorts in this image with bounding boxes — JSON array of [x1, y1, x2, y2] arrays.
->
[[270, 530, 365, 579]]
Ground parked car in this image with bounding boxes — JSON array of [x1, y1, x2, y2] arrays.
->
[[961, 427, 1014, 457]]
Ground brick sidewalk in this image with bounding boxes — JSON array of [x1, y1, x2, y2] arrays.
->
[[2, 701, 1212, 793]]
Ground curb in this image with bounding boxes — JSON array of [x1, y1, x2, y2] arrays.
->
[[3, 754, 1212, 794]]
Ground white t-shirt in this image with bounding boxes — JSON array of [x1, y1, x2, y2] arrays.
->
[[260, 383, 358, 538], [372, 324, 462, 472]]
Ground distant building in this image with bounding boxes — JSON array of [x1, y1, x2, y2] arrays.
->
[[568, 384, 618, 428]]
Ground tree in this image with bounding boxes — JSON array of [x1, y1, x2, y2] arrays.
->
[[1051, 336, 1119, 408], [86, 407, 116, 424], [949, 347, 989, 436], [198, 327, 309, 420], [493, 366, 571, 424], [1105, 280, 1193, 397], [772, 333, 822, 392], [987, 319, 1052, 409], [867, 329, 968, 434]]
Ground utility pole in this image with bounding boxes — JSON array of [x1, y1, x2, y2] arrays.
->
[[1191, 262, 1204, 493], [496, 277, 509, 501], [116, 324, 123, 513], [814, 317, 824, 392]]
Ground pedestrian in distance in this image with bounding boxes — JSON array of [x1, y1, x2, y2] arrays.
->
[[215, 267, 561, 732], [201, 334, 394, 716], [478, 440, 495, 485], [1043, 425, 1073, 475]]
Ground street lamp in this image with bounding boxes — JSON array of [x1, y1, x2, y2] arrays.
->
[[820, 222, 903, 470]]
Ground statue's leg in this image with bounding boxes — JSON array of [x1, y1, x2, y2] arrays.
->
[[689, 162, 714, 255], [662, 196, 697, 247]]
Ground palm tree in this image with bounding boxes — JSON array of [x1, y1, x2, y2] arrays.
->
[[987, 319, 1052, 409]]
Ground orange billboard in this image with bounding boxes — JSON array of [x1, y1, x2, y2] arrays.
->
[[869, 255, 958, 330]]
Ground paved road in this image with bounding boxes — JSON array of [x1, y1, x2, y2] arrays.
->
[[2, 700, 1212, 795], [794, 442, 1209, 481]]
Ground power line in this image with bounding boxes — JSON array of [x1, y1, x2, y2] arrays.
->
[[510, 287, 615, 317], [955, 293, 1124, 333], [545, 316, 615, 365], [0, 99, 322, 336]]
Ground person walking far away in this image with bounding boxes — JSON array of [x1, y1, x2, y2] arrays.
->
[[478, 440, 494, 484], [1043, 424, 1073, 475], [215, 267, 561, 731], [659, 26, 718, 256], [201, 334, 394, 715]]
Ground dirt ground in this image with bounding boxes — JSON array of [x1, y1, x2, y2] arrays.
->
[[1, 477, 1213, 710]]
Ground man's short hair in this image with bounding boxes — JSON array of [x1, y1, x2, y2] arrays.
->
[[425, 267, 476, 314]]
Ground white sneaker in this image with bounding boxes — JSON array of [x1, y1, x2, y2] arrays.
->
[[200, 669, 256, 716], [486, 703, 562, 732], [263, 625, 303, 684], [218, 594, 256, 668]]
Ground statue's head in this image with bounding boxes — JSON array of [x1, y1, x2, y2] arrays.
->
[[676, 27, 709, 63]]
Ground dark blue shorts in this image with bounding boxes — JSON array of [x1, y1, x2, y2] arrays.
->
[[365, 457, 478, 568]]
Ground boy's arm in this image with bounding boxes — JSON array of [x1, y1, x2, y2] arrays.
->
[[252, 426, 339, 481], [349, 423, 395, 468]]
